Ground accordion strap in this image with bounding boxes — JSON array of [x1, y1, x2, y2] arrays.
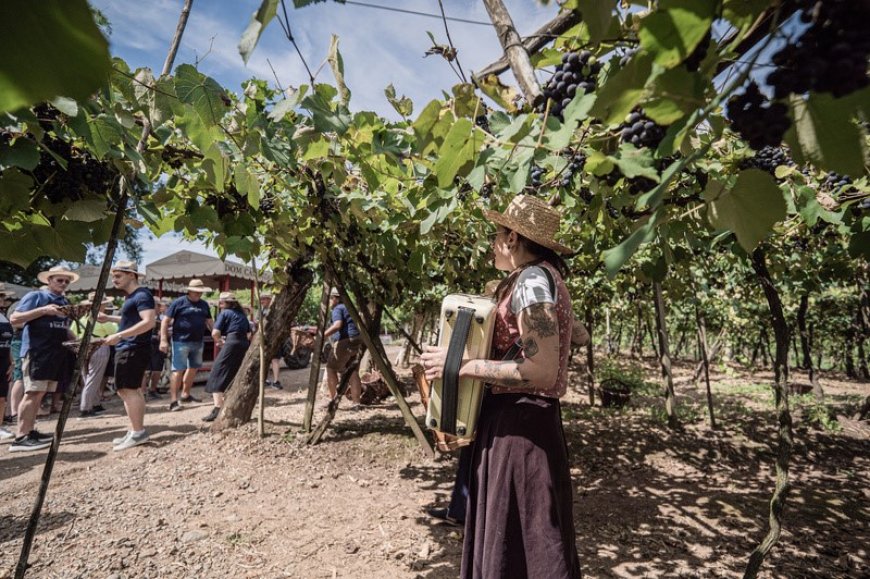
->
[[441, 306, 474, 435]]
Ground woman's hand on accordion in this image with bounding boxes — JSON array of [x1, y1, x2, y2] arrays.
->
[[420, 345, 450, 381]]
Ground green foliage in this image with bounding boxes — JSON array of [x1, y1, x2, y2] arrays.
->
[[597, 357, 661, 396], [0, 0, 111, 113]]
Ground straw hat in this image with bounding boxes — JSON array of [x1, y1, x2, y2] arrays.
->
[[329, 287, 340, 297], [218, 291, 238, 302], [111, 260, 144, 277], [37, 265, 80, 285], [186, 279, 211, 293], [484, 195, 573, 255], [80, 291, 112, 307]]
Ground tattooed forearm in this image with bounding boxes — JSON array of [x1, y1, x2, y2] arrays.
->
[[522, 337, 539, 358], [469, 359, 532, 389], [524, 303, 558, 338]]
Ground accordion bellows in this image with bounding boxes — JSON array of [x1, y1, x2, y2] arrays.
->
[[425, 294, 497, 449]]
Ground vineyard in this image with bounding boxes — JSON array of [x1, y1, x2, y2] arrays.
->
[[0, 0, 868, 578]]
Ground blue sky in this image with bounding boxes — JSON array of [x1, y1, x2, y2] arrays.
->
[[91, 0, 557, 265]]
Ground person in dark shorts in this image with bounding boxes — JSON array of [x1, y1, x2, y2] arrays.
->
[[144, 298, 170, 400], [202, 292, 251, 422], [421, 195, 581, 578], [160, 279, 213, 411], [323, 287, 364, 405], [99, 261, 156, 451], [0, 286, 15, 440], [8, 266, 77, 452]]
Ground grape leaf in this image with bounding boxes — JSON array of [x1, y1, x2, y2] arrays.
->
[[705, 169, 786, 251], [786, 93, 866, 178], [0, 168, 33, 214], [590, 52, 655, 125], [434, 118, 474, 188], [327, 35, 351, 106], [63, 199, 108, 222], [384, 84, 413, 118], [0, 138, 40, 171], [576, 0, 616, 45], [238, 0, 279, 64], [603, 210, 664, 277], [638, 0, 716, 69], [0, 0, 111, 113]]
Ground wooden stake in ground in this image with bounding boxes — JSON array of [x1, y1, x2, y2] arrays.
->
[[695, 307, 716, 430], [15, 2, 196, 577], [326, 266, 434, 457], [480, 0, 542, 105], [307, 356, 362, 445], [302, 281, 331, 433]]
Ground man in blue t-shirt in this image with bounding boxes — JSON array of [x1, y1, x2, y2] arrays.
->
[[323, 287, 364, 405], [8, 266, 77, 452], [160, 279, 213, 411], [98, 261, 156, 451]]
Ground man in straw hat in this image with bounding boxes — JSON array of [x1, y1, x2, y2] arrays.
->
[[98, 261, 156, 451], [420, 194, 581, 578], [0, 285, 16, 440], [73, 292, 116, 419], [160, 278, 213, 411], [7, 266, 78, 452]]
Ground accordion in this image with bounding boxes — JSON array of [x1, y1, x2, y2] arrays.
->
[[423, 294, 497, 451]]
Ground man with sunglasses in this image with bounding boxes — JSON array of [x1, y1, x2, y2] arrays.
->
[[8, 266, 78, 452]]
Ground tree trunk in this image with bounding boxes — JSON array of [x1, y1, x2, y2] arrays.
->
[[652, 282, 679, 430], [613, 322, 623, 356], [605, 308, 612, 355], [674, 327, 687, 360], [481, 0, 543, 106], [212, 258, 313, 431], [645, 311, 660, 359], [630, 303, 643, 358], [743, 248, 793, 579], [400, 313, 426, 368], [858, 336, 869, 381], [844, 331, 857, 378], [584, 309, 595, 406], [696, 308, 716, 430]]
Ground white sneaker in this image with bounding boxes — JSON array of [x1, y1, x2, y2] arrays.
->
[[113, 430, 149, 451], [0, 427, 14, 440], [112, 432, 130, 446]]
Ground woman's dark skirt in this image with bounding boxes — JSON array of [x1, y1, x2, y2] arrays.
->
[[461, 392, 581, 579], [205, 334, 249, 394]]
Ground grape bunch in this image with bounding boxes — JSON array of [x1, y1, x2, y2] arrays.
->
[[475, 114, 490, 133], [619, 110, 666, 149], [821, 172, 853, 192], [627, 176, 657, 196], [541, 50, 602, 119], [767, 0, 870, 99], [530, 165, 545, 188], [739, 146, 793, 175], [558, 151, 586, 189], [29, 136, 118, 204], [684, 31, 711, 73], [258, 196, 276, 215], [726, 82, 790, 150]]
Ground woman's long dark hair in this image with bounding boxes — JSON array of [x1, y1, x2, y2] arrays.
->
[[224, 300, 245, 313], [494, 230, 570, 303]]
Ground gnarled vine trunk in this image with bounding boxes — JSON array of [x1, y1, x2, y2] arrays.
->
[[653, 282, 679, 430], [212, 258, 313, 431], [797, 294, 823, 399], [744, 248, 793, 579]]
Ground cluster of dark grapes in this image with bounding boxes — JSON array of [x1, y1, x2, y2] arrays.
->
[[627, 176, 657, 196], [727, 1, 869, 149], [684, 31, 711, 73], [619, 110, 666, 149], [530, 166, 545, 189], [559, 151, 586, 188], [768, 0, 870, 99], [726, 82, 791, 150], [541, 50, 602, 119], [208, 187, 249, 219], [29, 136, 118, 204], [475, 114, 490, 133], [738, 146, 793, 175], [820, 172, 853, 192], [258, 196, 275, 215]]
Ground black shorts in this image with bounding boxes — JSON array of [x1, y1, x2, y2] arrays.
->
[[148, 344, 166, 372], [0, 357, 9, 397], [114, 346, 151, 389]]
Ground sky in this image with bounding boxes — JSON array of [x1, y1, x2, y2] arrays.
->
[[90, 0, 559, 267]]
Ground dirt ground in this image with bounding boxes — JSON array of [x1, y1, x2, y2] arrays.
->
[[0, 347, 867, 578]]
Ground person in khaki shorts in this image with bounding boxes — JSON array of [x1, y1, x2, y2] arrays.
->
[[8, 266, 78, 452], [323, 288, 364, 405]]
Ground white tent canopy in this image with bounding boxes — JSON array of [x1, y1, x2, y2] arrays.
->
[[144, 250, 271, 292]]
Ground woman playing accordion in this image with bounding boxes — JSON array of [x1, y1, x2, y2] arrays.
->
[[422, 195, 581, 579]]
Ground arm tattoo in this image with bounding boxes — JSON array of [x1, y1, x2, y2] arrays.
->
[[522, 337, 539, 358], [524, 303, 558, 338], [480, 359, 531, 388]]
